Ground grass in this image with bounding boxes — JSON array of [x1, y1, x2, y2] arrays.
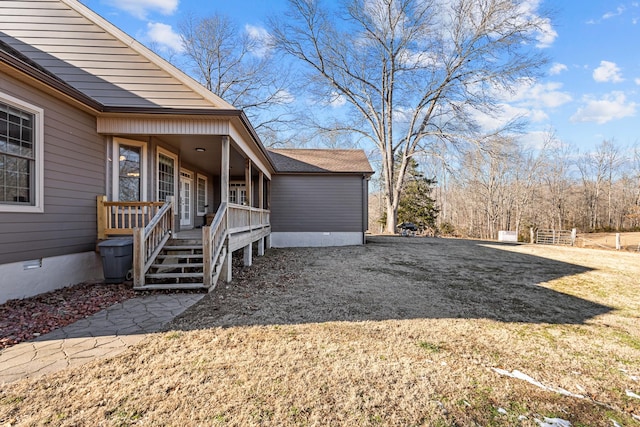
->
[[1, 238, 639, 426], [418, 341, 444, 353]]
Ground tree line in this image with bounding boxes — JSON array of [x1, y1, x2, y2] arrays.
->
[[402, 135, 640, 240]]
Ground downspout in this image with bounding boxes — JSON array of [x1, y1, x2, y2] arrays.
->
[[363, 175, 369, 244]]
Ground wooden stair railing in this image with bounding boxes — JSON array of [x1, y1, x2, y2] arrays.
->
[[133, 197, 175, 287], [203, 202, 228, 287]]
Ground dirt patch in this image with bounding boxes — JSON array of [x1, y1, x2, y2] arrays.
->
[[1, 236, 639, 426], [172, 237, 613, 328]]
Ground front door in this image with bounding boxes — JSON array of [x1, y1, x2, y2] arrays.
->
[[180, 170, 193, 228]]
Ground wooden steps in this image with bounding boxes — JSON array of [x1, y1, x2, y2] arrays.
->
[[134, 236, 227, 291], [136, 238, 207, 290]]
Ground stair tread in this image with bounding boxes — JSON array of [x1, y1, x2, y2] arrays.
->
[[146, 272, 204, 279], [135, 283, 208, 290], [163, 245, 202, 250], [156, 254, 202, 259], [151, 263, 204, 268]]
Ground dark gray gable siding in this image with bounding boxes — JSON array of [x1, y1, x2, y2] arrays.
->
[[0, 73, 105, 264], [271, 175, 364, 232]]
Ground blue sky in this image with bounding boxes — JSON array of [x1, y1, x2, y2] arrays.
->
[[80, 0, 640, 152]]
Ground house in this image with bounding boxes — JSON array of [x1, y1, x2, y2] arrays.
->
[[0, 0, 372, 304], [269, 149, 373, 247]]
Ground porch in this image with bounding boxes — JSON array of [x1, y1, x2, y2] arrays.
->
[[97, 197, 271, 290], [96, 114, 276, 290]]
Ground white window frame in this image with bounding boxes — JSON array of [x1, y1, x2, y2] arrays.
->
[[229, 182, 246, 206], [196, 173, 208, 216], [156, 147, 178, 202], [0, 93, 44, 213], [112, 137, 147, 202]]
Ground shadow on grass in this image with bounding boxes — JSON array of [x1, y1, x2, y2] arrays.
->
[[170, 236, 613, 330]]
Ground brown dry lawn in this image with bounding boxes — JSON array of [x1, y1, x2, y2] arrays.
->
[[577, 231, 640, 252], [1, 236, 639, 426]]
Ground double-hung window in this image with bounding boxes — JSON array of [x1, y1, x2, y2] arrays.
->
[[0, 94, 44, 213]]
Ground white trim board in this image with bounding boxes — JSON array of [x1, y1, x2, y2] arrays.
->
[[270, 232, 364, 248]]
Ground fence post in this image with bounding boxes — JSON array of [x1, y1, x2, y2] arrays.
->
[[530, 227, 535, 244], [571, 228, 577, 246], [616, 233, 621, 250]]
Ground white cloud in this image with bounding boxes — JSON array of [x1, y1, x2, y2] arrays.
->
[[570, 91, 636, 124], [329, 92, 346, 108], [549, 63, 568, 75], [513, 1, 557, 48], [535, 17, 557, 48], [593, 60, 624, 83], [146, 22, 183, 52], [245, 24, 273, 58], [603, 5, 625, 20], [521, 130, 556, 150], [635, 77, 640, 85], [507, 80, 572, 109], [471, 79, 570, 132], [399, 49, 439, 68], [107, 0, 178, 19], [471, 103, 547, 133], [273, 90, 295, 104]]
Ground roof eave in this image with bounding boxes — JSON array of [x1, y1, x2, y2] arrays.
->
[[0, 50, 103, 112], [275, 171, 375, 176]]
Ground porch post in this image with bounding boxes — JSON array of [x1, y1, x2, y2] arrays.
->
[[221, 136, 230, 205], [258, 172, 264, 209], [257, 238, 265, 256], [220, 136, 232, 283], [245, 159, 252, 206]]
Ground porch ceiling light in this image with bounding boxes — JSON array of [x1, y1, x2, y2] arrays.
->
[[195, 147, 206, 152]]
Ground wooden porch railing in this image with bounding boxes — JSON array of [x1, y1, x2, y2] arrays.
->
[[228, 204, 270, 233], [97, 195, 164, 239], [202, 202, 228, 287], [132, 197, 175, 287]]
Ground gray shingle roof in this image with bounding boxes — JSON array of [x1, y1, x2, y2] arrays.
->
[[268, 149, 374, 174]]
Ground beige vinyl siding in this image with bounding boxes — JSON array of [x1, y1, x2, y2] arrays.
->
[[271, 175, 365, 233], [0, 0, 222, 109], [0, 73, 104, 264]]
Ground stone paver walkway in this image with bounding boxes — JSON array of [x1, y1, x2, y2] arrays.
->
[[0, 293, 204, 384]]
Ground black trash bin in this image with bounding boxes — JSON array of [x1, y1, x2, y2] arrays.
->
[[98, 238, 133, 283]]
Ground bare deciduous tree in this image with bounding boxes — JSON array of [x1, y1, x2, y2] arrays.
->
[[270, 0, 549, 232], [179, 13, 295, 145]]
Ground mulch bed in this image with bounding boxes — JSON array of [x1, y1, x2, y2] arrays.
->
[[0, 282, 136, 350], [0, 251, 279, 351]]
